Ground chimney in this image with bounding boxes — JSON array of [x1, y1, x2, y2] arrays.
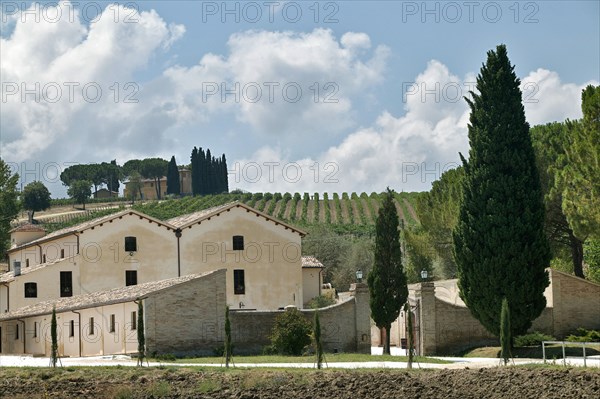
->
[[13, 261, 21, 276]]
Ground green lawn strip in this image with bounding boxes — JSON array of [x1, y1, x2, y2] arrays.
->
[[463, 344, 600, 359], [153, 353, 451, 364]]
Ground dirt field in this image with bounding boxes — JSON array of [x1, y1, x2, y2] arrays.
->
[[1, 366, 598, 399]]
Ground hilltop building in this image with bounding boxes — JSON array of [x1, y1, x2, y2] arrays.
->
[[123, 168, 192, 200]]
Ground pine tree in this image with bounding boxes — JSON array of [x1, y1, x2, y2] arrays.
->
[[166, 156, 180, 195], [500, 298, 512, 365], [453, 44, 550, 337], [367, 188, 408, 355]]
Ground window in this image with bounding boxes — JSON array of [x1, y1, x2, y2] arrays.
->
[[233, 235, 244, 250], [234, 269, 245, 295], [24, 282, 37, 298], [69, 320, 75, 337], [125, 270, 137, 286], [89, 317, 95, 335], [42, 254, 46, 263], [60, 249, 65, 258], [109, 314, 116, 333], [131, 311, 137, 330], [125, 236, 137, 252], [33, 322, 37, 338], [60, 271, 72, 297], [25, 259, 29, 267], [15, 324, 19, 340]]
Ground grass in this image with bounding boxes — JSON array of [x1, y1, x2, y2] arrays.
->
[[150, 353, 452, 364], [463, 344, 600, 359]]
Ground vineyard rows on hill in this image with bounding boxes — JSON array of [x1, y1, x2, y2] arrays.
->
[[41, 192, 420, 234]]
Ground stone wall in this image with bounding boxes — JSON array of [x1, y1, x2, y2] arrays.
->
[[230, 283, 371, 355], [550, 269, 600, 337], [145, 269, 227, 357]]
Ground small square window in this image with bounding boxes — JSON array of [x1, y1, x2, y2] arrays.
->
[[125, 236, 137, 252], [60, 249, 65, 258], [25, 259, 29, 267], [234, 269, 245, 295], [60, 271, 72, 297], [233, 235, 244, 251], [24, 282, 37, 298]]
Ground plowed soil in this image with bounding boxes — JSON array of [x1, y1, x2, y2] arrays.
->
[[1, 367, 599, 399]]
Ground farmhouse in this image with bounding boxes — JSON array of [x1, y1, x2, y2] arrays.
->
[[123, 168, 192, 199], [0, 201, 367, 357]]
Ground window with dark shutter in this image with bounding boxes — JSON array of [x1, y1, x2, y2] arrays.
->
[[60, 271, 72, 297], [24, 282, 37, 298], [233, 235, 244, 250], [125, 270, 137, 286], [125, 236, 137, 252], [234, 269, 245, 295]]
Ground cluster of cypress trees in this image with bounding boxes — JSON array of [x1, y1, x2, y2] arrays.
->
[[190, 147, 229, 195]]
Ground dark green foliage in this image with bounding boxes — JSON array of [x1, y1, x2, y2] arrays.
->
[[566, 328, 600, 342], [301, 193, 309, 223], [307, 294, 336, 309], [269, 308, 312, 356], [67, 180, 92, 209], [583, 239, 600, 283], [0, 159, 20, 259], [453, 44, 551, 337], [137, 301, 145, 366], [190, 147, 228, 196], [313, 193, 320, 222], [224, 306, 232, 367], [500, 298, 512, 365], [166, 156, 181, 195], [367, 188, 408, 355], [514, 331, 555, 347], [405, 302, 414, 369], [22, 181, 51, 221], [313, 311, 323, 369], [323, 193, 331, 224], [50, 306, 58, 368]]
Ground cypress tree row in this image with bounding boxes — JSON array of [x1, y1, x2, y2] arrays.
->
[[452, 44, 550, 337], [190, 147, 229, 195]]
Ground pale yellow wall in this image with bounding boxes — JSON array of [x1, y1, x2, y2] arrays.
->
[[179, 207, 303, 310], [9, 235, 78, 268], [8, 257, 81, 311], [302, 269, 322, 306], [77, 214, 178, 295], [10, 230, 45, 248]]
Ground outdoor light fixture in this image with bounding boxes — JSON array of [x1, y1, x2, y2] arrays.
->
[[356, 269, 363, 283], [421, 269, 428, 281]]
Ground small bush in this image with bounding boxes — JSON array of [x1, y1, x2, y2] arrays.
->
[[154, 353, 177, 362], [307, 294, 336, 309], [514, 331, 555, 347], [566, 328, 600, 342], [269, 308, 312, 356]]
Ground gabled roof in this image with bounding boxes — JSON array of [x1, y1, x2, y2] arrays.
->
[[302, 256, 324, 268], [0, 255, 78, 283], [7, 209, 175, 253], [9, 223, 46, 233], [169, 201, 306, 236], [0, 270, 223, 321]]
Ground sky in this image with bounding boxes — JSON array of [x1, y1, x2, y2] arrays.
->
[[1, 0, 599, 197]]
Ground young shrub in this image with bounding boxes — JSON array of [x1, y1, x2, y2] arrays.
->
[[500, 298, 512, 365], [514, 331, 555, 347], [314, 311, 323, 369], [50, 306, 58, 368], [269, 308, 312, 356], [224, 306, 232, 368], [137, 301, 145, 367]]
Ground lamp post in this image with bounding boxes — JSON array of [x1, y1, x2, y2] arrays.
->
[[356, 269, 363, 283], [420, 269, 428, 281]]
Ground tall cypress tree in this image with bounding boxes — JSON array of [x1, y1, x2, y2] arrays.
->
[[191, 147, 199, 196], [199, 148, 207, 195], [367, 188, 408, 355], [166, 156, 180, 195], [221, 154, 229, 193], [453, 44, 550, 337]]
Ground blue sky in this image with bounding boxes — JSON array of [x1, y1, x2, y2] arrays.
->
[[1, 1, 599, 196]]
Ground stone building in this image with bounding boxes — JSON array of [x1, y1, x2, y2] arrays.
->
[[0, 201, 371, 357], [373, 269, 600, 355]]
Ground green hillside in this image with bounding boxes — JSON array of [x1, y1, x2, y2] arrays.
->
[[40, 191, 420, 235]]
